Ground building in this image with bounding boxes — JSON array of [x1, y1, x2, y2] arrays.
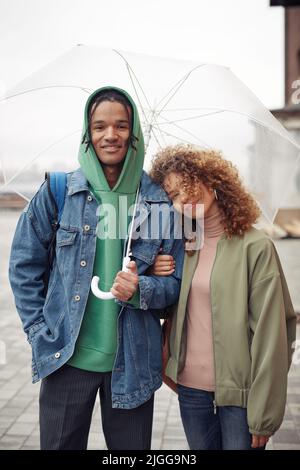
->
[[252, 0, 300, 228], [271, 0, 300, 141]]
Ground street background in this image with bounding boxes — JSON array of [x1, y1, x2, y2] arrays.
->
[[0, 209, 299, 450], [1, 0, 300, 451]]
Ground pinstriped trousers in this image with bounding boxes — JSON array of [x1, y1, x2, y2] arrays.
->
[[39, 364, 154, 450]]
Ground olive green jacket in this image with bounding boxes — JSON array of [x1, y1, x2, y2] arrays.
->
[[166, 227, 296, 436]]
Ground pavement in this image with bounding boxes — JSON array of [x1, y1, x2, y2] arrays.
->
[[0, 208, 300, 450]]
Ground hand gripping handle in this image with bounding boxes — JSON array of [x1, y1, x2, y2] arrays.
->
[[90, 256, 131, 300]]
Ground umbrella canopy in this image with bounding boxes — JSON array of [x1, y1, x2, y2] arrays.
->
[[1, 44, 299, 221]]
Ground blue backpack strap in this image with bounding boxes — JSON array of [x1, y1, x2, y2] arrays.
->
[[49, 171, 67, 223], [43, 172, 66, 293], [45, 171, 67, 223]]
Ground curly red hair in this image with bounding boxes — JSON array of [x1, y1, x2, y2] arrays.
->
[[150, 144, 261, 237]]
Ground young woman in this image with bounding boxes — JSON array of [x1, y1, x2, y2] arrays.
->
[[150, 144, 296, 450]]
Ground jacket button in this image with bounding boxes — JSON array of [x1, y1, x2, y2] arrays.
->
[[84, 224, 90, 231], [74, 295, 81, 301], [87, 195, 93, 202], [80, 260, 87, 267], [54, 352, 61, 359]]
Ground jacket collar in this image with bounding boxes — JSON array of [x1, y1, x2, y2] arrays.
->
[[68, 168, 170, 203], [67, 168, 90, 196]]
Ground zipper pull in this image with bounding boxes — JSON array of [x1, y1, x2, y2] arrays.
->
[[213, 400, 217, 415]]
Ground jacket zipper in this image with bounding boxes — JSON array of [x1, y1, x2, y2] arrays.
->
[[209, 239, 221, 415]]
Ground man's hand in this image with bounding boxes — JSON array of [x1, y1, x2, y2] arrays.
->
[[111, 261, 139, 302], [251, 434, 270, 448]]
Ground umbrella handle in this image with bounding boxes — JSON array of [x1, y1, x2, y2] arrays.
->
[[90, 256, 131, 300]]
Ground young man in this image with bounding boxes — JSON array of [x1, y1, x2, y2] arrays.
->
[[9, 87, 184, 450]]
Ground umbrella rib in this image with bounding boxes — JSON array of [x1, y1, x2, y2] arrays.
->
[[112, 52, 209, 148], [1, 129, 82, 189], [113, 49, 152, 127], [155, 64, 207, 111], [155, 107, 221, 112], [125, 65, 150, 125], [140, 116, 166, 152], [157, 107, 300, 151], [112, 50, 168, 151], [148, 126, 165, 151], [146, 109, 171, 150], [8, 187, 30, 202], [151, 122, 211, 149], [156, 110, 225, 125], [150, 126, 201, 147], [153, 127, 166, 149], [153, 114, 212, 148], [0, 156, 7, 185], [224, 109, 300, 150], [113, 49, 152, 109], [1, 85, 92, 102]]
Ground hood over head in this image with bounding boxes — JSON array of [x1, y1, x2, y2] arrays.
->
[[78, 86, 145, 195]]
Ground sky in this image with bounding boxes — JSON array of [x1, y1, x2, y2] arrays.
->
[[0, 0, 284, 109], [1, 0, 298, 220]]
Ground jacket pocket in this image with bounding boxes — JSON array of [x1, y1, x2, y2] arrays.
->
[[55, 228, 78, 279], [57, 228, 77, 246], [27, 319, 48, 345]]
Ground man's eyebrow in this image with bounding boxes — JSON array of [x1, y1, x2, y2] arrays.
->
[[91, 119, 130, 124]]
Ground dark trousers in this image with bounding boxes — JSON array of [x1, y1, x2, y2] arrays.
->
[[39, 364, 154, 450]]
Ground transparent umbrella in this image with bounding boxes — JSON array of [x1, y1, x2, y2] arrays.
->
[[1, 44, 300, 223], [2, 44, 300, 299]]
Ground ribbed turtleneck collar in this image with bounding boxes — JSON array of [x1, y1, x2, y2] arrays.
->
[[204, 202, 224, 238]]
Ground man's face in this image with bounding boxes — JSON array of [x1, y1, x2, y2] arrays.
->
[[90, 100, 131, 166]]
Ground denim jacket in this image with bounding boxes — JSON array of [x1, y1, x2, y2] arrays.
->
[[9, 168, 184, 409]]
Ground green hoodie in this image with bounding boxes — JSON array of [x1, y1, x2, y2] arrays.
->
[[68, 86, 145, 372]]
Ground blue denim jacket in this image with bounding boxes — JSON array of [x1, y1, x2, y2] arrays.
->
[[9, 168, 184, 409]]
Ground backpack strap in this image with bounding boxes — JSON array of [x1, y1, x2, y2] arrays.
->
[[43, 172, 67, 292], [45, 171, 67, 224]]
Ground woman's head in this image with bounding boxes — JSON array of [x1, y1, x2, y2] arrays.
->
[[150, 144, 261, 236]]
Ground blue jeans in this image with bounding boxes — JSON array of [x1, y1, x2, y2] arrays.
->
[[178, 384, 265, 450]]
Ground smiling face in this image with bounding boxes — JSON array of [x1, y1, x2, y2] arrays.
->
[[163, 171, 216, 219], [90, 100, 131, 166]]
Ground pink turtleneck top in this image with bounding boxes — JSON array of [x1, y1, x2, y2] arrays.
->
[[177, 203, 224, 391]]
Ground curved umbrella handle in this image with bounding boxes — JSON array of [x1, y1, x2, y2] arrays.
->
[[90, 256, 131, 300]]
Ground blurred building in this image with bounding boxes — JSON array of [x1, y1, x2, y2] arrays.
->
[[255, 2, 300, 227], [271, 1, 300, 143], [273, 1, 300, 229]]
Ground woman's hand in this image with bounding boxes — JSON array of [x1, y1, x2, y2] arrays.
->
[[251, 434, 270, 448], [148, 251, 176, 276]]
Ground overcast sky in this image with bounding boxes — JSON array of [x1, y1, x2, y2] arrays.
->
[[0, 0, 284, 109]]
